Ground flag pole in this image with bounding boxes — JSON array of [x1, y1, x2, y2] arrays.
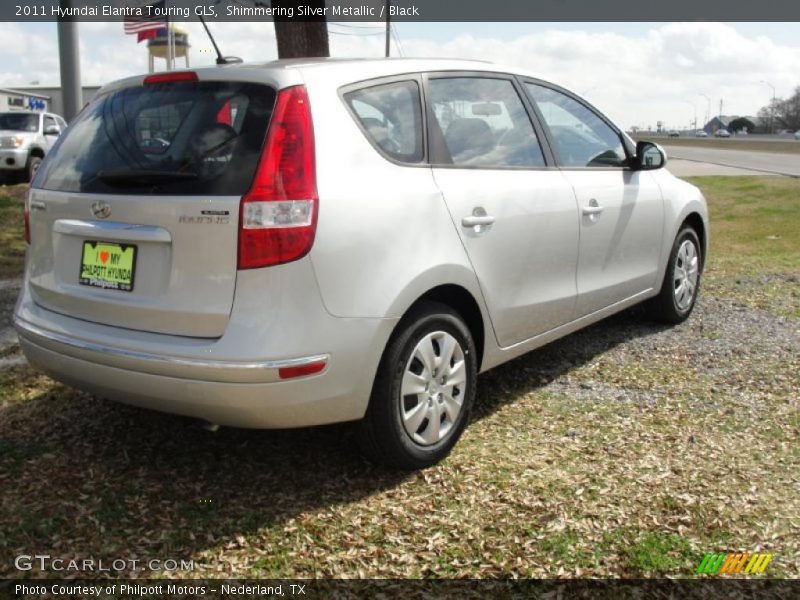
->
[[165, 0, 173, 70]]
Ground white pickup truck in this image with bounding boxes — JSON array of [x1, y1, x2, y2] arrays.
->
[[0, 111, 67, 182]]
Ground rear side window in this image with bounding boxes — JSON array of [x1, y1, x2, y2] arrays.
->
[[344, 81, 423, 163], [428, 77, 545, 168], [36, 81, 275, 195]]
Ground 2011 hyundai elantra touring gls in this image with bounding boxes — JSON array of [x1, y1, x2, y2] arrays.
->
[[15, 58, 708, 469]]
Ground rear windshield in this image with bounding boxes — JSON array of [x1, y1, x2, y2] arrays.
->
[[0, 113, 39, 132], [35, 81, 275, 195]]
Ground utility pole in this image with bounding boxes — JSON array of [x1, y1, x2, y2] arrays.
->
[[57, 0, 82, 121], [760, 80, 776, 134], [385, 1, 391, 57]]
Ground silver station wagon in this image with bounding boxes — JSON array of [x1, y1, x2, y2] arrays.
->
[[15, 59, 708, 469]]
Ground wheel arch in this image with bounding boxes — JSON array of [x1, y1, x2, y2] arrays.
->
[[681, 212, 707, 271], [387, 283, 488, 372]]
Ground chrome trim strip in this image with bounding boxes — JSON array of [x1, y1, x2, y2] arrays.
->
[[14, 315, 328, 372], [54, 219, 172, 243]]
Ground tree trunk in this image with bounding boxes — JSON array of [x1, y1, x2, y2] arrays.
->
[[273, 1, 329, 59]]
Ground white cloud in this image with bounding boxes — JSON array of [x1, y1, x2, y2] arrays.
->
[[0, 22, 797, 129]]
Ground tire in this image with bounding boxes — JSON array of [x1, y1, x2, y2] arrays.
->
[[26, 156, 43, 183], [648, 226, 702, 324], [357, 301, 478, 470]]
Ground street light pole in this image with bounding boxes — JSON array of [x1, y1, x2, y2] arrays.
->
[[760, 80, 776, 134], [699, 93, 711, 130], [682, 100, 697, 131]]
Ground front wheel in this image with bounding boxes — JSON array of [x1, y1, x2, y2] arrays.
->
[[26, 156, 42, 182], [648, 226, 702, 324], [357, 302, 478, 470]]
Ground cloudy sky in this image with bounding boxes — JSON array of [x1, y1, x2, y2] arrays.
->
[[1, 21, 798, 129]]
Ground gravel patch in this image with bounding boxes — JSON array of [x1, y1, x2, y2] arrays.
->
[[475, 294, 798, 417]]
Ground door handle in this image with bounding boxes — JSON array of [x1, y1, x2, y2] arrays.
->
[[461, 215, 496, 227], [582, 199, 604, 218]]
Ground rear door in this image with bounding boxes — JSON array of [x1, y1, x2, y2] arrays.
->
[[426, 74, 580, 347], [524, 82, 664, 317], [28, 79, 275, 337]]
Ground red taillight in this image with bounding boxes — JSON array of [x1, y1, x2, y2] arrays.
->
[[238, 85, 318, 270], [278, 359, 327, 380], [23, 190, 31, 244], [143, 71, 198, 85]]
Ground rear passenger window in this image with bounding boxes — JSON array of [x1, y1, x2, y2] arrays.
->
[[345, 81, 423, 163], [428, 78, 545, 168]]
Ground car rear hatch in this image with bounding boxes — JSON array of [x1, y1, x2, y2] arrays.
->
[[26, 74, 277, 338]]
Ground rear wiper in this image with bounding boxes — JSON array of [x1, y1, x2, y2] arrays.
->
[[96, 169, 198, 186]]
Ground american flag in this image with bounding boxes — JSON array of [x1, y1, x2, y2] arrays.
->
[[123, 0, 167, 41]]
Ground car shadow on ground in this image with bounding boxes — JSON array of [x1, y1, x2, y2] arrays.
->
[[471, 305, 671, 419], [0, 305, 670, 574]]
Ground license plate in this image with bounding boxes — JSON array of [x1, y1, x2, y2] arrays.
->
[[79, 241, 137, 292]]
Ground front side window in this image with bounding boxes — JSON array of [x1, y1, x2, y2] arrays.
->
[[345, 81, 423, 163], [36, 81, 275, 195], [525, 83, 627, 168], [428, 77, 545, 168]]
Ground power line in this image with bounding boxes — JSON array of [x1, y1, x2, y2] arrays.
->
[[390, 23, 404, 56], [328, 29, 385, 37], [328, 22, 385, 30]]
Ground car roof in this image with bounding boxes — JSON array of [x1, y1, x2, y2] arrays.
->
[[256, 57, 560, 84], [102, 57, 566, 96]]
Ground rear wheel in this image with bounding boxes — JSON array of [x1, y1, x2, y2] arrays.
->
[[26, 156, 43, 183], [648, 226, 702, 323], [357, 302, 478, 470]]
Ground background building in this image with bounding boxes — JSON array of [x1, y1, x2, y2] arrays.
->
[[0, 88, 51, 113], [7, 86, 102, 118], [703, 115, 765, 134]]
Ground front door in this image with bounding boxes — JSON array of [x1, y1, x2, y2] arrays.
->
[[524, 82, 664, 317]]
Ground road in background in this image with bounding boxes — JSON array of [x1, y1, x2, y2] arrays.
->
[[666, 159, 771, 177], [662, 145, 799, 177]]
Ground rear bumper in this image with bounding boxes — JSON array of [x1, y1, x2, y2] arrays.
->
[[13, 260, 398, 429], [14, 315, 328, 385], [17, 332, 352, 429]]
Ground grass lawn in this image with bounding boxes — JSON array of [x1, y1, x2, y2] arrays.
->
[[687, 176, 800, 319], [0, 177, 797, 579], [0, 184, 27, 280]]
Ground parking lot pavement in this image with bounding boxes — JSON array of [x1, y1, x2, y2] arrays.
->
[[663, 145, 800, 177], [666, 158, 774, 177]]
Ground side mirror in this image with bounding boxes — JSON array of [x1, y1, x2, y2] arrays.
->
[[635, 141, 666, 170], [44, 126, 61, 136]]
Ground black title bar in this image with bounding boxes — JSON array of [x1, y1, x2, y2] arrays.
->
[[4, 0, 800, 22]]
